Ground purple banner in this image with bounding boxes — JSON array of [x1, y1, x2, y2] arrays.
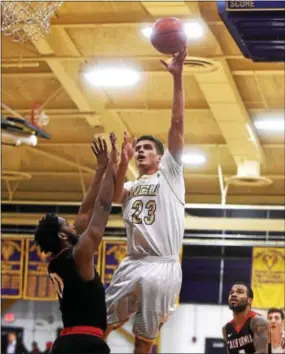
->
[[23, 239, 56, 300], [101, 240, 127, 289], [1, 237, 25, 298]]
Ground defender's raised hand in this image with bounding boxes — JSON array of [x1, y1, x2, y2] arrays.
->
[[91, 137, 108, 169], [109, 132, 119, 165], [120, 131, 136, 166]]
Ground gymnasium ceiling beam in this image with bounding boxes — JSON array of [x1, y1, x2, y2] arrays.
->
[[2, 70, 284, 77], [1, 108, 210, 115], [4, 171, 283, 180], [1, 107, 281, 116], [50, 20, 224, 29], [28, 28, 138, 181], [49, 28, 138, 181], [24, 146, 95, 174], [2, 192, 284, 206], [28, 30, 101, 128], [2, 212, 285, 232], [36, 143, 284, 149], [194, 8, 266, 165], [1, 54, 245, 62], [141, 1, 193, 17], [195, 60, 266, 164]]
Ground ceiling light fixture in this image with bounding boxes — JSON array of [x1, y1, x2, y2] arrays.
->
[[254, 119, 284, 131], [141, 27, 153, 39], [182, 153, 206, 166], [184, 21, 204, 39], [83, 67, 140, 88]]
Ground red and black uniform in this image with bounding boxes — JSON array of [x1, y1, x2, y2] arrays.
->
[[48, 248, 110, 353], [225, 310, 257, 354]]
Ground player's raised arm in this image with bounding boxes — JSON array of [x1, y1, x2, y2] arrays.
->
[[113, 132, 136, 204], [74, 137, 109, 234], [73, 132, 118, 281], [161, 46, 187, 162], [250, 315, 270, 353]]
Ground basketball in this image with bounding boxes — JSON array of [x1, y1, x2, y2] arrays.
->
[[150, 17, 187, 55]]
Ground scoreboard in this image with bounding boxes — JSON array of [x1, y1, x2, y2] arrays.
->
[[226, 1, 285, 11], [218, 0, 285, 62]]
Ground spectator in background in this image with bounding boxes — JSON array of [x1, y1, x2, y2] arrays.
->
[[3, 332, 28, 354], [29, 341, 40, 354], [267, 308, 285, 353]]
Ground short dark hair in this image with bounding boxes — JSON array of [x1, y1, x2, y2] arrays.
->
[[8, 331, 16, 336], [232, 283, 254, 299], [268, 308, 285, 320], [34, 213, 61, 254], [136, 135, 164, 155]]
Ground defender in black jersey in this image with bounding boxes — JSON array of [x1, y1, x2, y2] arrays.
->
[[222, 283, 269, 354], [34, 133, 118, 353]]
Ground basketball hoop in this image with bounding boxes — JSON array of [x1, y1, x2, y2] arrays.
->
[[1, 1, 63, 42], [31, 104, 49, 128]]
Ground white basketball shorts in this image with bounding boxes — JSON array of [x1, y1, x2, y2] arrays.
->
[[105, 255, 182, 340]]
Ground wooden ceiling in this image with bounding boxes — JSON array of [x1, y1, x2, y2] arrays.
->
[[2, 1, 284, 205]]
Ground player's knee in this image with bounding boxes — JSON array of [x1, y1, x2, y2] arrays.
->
[[104, 320, 128, 340], [134, 336, 154, 354]]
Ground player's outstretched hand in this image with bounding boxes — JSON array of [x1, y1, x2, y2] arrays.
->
[[160, 46, 187, 77], [109, 132, 119, 165], [120, 131, 136, 166], [91, 137, 108, 169]]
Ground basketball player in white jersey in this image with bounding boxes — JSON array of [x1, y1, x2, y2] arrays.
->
[[104, 47, 187, 353]]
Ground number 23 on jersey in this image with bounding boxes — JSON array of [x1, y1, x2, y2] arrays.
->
[[131, 200, 157, 225]]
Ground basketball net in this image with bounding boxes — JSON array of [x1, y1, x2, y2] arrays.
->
[[31, 103, 49, 128], [1, 1, 63, 42]]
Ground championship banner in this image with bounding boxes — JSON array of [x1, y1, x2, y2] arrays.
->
[[1, 237, 25, 299], [24, 238, 102, 300], [251, 247, 285, 309], [23, 238, 57, 300], [101, 239, 127, 289]]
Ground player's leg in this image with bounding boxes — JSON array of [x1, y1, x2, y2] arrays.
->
[[132, 261, 182, 354], [104, 258, 141, 340], [104, 319, 130, 340], [134, 334, 157, 354], [133, 315, 161, 354]]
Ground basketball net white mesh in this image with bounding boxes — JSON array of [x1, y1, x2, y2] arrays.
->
[[1, 0, 63, 42], [31, 105, 49, 127]]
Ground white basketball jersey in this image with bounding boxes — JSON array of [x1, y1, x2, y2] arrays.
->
[[272, 346, 285, 353], [122, 149, 185, 257]]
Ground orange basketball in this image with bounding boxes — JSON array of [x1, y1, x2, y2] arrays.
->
[[150, 17, 187, 55]]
